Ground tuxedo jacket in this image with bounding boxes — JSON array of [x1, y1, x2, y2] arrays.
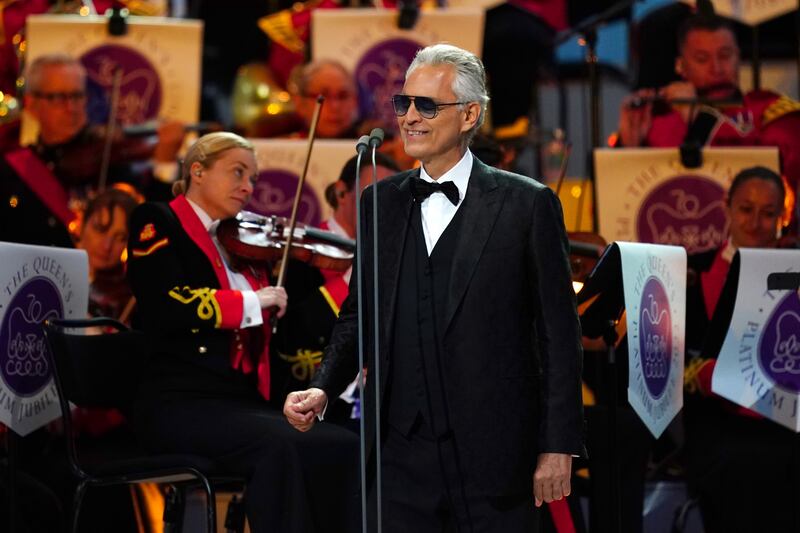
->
[[312, 157, 585, 497]]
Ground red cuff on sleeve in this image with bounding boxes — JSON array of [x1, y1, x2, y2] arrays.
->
[[214, 289, 244, 329]]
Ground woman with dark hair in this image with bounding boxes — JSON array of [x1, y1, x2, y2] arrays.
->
[[683, 165, 798, 532], [77, 185, 142, 322], [127, 131, 359, 533]]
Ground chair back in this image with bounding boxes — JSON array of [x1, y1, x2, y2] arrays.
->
[[43, 317, 150, 421]]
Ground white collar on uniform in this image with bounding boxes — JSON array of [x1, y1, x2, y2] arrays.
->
[[186, 197, 217, 233]]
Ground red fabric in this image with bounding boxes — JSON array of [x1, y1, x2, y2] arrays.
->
[[507, 0, 567, 30], [700, 244, 731, 319], [266, 0, 340, 87], [0, 0, 49, 95], [547, 498, 577, 533], [317, 219, 350, 307], [4, 148, 76, 228], [169, 195, 272, 400], [646, 90, 800, 197]]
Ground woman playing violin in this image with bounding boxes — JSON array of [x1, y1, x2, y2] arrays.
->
[[127, 131, 359, 533]]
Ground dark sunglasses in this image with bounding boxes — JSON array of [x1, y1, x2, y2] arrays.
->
[[391, 94, 466, 119], [31, 91, 87, 104]]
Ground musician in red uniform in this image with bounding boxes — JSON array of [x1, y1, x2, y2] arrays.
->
[[127, 131, 358, 533], [616, 11, 800, 224], [0, 53, 185, 247]]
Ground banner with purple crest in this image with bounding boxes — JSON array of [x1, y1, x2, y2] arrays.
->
[[712, 249, 800, 431], [595, 148, 779, 254], [618, 241, 687, 438], [0, 243, 88, 436], [21, 14, 202, 145], [311, 9, 483, 133], [249, 139, 359, 226]]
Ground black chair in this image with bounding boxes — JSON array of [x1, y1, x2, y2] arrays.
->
[[42, 317, 245, 533]]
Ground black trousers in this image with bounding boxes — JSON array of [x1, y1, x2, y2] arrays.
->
[[135, 389, 360, 533], [373, 420, 538, 533], [685, 402, 800, 533]]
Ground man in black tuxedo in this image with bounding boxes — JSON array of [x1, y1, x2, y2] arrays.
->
[[284, 43, 584, 531]]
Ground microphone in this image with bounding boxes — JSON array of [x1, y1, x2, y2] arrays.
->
[[369, 128, 384, 148], [397, 0, 419, 30], [355, 135, 370, 154]]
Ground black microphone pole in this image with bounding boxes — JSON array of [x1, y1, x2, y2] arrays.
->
[[353, 134, 370, 533], [368, 127, 384, 533]]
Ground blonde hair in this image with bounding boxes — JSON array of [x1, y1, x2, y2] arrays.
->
[[173, 132, 255, 196]]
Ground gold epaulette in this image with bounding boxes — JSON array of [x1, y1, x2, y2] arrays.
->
[[762, 95, 800, 126]]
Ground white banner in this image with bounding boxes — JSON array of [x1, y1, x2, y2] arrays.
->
[[312, 9, 484, 131], [619, 241, 687, 438], [712, 248, 800, 431], [249, 139, 359, 226], [0, 243, 88, 436], [595, 147, 779, 254], [22, 14, 203, 145]]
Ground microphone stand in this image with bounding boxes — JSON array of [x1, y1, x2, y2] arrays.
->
[[368, 128, 385, 533], [554, 0, 641, 232], [556, 5, 639, 531], [353, 134, 370, 533]]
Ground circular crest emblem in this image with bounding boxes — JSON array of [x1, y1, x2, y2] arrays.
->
[[758, 292, 800, 393], [246, 170, 321, 226], [355, 38, 423, 131], [81, 44, 162, 125], [0, 277, 62, 397], [637, 176, 727, 254], [639, 276, 672, 399]]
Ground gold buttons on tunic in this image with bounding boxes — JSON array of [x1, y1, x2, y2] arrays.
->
[[198, 346, 208, 354]]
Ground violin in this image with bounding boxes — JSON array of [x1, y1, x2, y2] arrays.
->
[[52, 124, 157, 187], [217, 211, 354, 272]]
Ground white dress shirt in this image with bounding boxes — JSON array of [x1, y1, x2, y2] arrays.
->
[[187, 199, 263, 328], [418, 150, 472, 255]]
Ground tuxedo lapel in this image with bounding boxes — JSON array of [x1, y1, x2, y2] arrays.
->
[[376, 171, 415, 350], [444, 159, 504, 334]]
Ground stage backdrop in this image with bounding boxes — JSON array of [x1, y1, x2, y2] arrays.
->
[[249, 138, 358, 226], [712, 248, 800, 432], [594, 147, 779, 254], [21, 14, 202, 145], [619, 241, 687, 438], [0, 243, 88, 436], [311, 8, 483, 132]]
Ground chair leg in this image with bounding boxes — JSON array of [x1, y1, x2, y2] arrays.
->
[[71, 481, 89, 533], [201, 479, 217, 533], [224, 494, 246, 533], [163, 484, 185, 533]]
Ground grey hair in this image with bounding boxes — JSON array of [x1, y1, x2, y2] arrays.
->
[[406, 44, 490, 143], [25, 53, 85, 93], [289, 59, 355, 96]]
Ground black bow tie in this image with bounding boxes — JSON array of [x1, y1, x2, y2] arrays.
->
[[410, 177, 460, 206]]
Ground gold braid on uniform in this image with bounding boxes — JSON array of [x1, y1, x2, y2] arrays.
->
[[762, 95, 800, 127], [168, 286, 222, 326]]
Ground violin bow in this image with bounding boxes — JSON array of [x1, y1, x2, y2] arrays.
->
[[271, 95, 325, 331], [97, 68, 123, 193]]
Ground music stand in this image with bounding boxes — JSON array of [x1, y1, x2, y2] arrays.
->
[[577, 243, 626, 533]]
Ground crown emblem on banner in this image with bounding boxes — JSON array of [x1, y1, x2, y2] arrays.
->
[[6, 295, 57, 379]]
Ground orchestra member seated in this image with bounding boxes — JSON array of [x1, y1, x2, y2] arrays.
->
[[273, 152, 400, 425], [127, 131, 358, 533], [683, 166, 798, 532], [615, 9, 800, 226], [0, 53, 185, 247], [288, 59, 361, 138], [77, 185, 143, 323]]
